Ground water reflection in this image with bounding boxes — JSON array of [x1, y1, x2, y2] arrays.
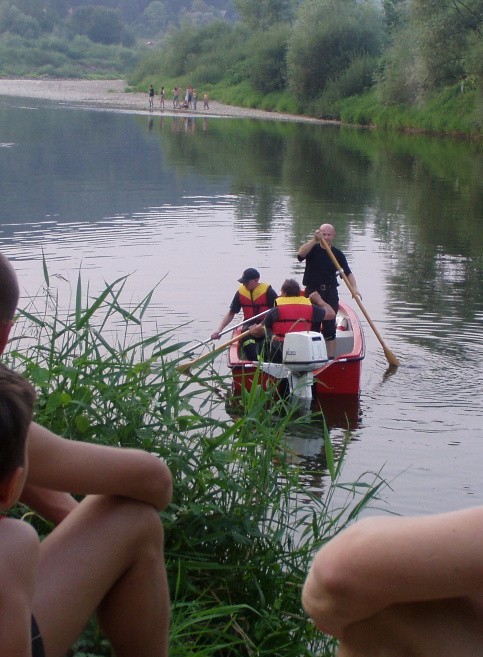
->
[[0, 95, 481, 515]]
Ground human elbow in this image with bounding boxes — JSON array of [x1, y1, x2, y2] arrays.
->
[[302, 549, 353, 635], [302, 526, 372, 634], [151, 457, 173, 510], [136, 451, 173, 510]]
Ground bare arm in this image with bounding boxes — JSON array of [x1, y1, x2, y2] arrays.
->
[[19, 483, 78, 524], [346, 273, 361, 299], [309, 291, 336, 320], [211, 310, 236, 339], [302, 507, 483, 637], [298, 236, 318, 259], [26, 422, 172, 511]]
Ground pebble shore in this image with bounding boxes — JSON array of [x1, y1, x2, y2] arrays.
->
[[0, 78, 333, 125]]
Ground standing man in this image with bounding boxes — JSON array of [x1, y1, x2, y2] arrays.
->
[[211, 268, 278, 361], [148, 84, 155, 109], [297, 223, 360, 358]]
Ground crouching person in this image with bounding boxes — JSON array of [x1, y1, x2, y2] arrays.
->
[[0, 251, 172, 657]]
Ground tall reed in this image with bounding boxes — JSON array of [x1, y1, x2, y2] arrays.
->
[[6, 265, 386, 657]]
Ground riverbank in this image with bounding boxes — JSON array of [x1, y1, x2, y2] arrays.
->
[[0, 78, 334, 125]]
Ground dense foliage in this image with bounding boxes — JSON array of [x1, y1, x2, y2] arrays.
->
[[128, 0, 481, 135], [6, 266, 385, 656], [0, 0, 481, 134]]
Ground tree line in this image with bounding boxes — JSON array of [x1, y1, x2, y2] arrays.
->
[[0, 0, 481, 134], [132, 0, 481, 128]]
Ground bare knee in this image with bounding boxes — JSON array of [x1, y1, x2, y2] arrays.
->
[[85, 495, 165, 555]]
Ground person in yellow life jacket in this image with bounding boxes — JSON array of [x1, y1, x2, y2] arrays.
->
[[249, 279, 335, 363], [211, 267, 278, 360]]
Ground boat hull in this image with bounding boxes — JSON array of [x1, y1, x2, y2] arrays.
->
[[228, 301, 364, 399]]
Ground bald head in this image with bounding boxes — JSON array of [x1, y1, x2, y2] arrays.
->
[[0, 253, 20, 324], [319, 223, 335, 235], [317, 224, 336, 247]]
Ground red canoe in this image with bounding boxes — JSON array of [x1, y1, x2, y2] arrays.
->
[[227, 301, 365, 401]]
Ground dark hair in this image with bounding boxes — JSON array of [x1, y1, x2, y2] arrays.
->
[[281, 279, 301, 297], [0, 253, 19, 324], [0, 365, 36, 482]]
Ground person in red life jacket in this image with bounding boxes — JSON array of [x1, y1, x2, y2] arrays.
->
[[211, 267, 278, 360], [249, 278, 335, 363], [298, 224, 361, 359]]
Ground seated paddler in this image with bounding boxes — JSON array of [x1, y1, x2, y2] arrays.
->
[[248, 278, 336, 363], [211, 268, 278, 360]]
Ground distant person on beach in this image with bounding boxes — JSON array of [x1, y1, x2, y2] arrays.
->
[[192, 89, 198, 110], [0, 252, 172, 657], [203, 92, 209, 110], [302, 506, 483, 657], [211, 268, 278, 361], [173, 86, 179, 109], [297, 223, 360, 358], [148, 84, 155, 109], [248, 279, 335, 363], [160, 86, 165, 109]]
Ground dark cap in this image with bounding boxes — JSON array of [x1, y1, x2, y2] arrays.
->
[[238, 268, 260, 284]]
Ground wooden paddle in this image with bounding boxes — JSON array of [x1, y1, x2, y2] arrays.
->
[[319, 236, 400, 367], [177, 329, 252, 374], [182, 308, 271, 354]]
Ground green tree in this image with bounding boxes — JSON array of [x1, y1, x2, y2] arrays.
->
[[382, 0, 408, 34], [379, 0, 482, 103], [410, 0, 482, 87], [139, 1, 167, 35], [246, 22, 290, 93], [234, 0, 294, 30], [287, 0, 384, 99], [69, 5, 128, 45], [0, 2, 41, 37]]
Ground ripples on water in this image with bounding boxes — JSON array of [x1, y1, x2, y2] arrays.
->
[[1, 100, 482, 517]]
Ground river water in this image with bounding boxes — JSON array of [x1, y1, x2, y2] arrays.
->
[[1, 95, 482, 517]]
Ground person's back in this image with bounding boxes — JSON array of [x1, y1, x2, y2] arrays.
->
[[247, 279, 335, 363], [0, 364, 41, 656]]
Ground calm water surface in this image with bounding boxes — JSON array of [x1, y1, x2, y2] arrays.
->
[[1, 96, 482, 517]]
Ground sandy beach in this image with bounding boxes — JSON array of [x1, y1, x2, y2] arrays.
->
[[0, 78, 331, 125]]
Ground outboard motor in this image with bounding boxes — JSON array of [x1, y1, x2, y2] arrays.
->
[[282, 332, 328, 408]]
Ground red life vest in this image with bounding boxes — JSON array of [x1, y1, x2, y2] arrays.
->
[[238, 282, 271, 320], [272, 296, 313, 339]]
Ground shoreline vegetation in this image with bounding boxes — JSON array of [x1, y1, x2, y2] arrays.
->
[[1, 78, 480, 139]]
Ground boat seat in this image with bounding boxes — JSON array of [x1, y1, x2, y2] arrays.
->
[[334, 331, 354, 357]]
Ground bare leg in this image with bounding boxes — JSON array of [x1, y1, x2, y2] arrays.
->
[[32, 495, 169, 657], [326, 339, 336, 359], [337, 598, 483, 657]]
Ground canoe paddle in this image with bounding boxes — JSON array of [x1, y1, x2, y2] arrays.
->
[[183, 308, 271, 354], [319, 236, 400, 367], [177, 329, 252, 374]]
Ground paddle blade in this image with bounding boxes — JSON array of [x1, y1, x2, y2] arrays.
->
[[384, 347, 400, 367]]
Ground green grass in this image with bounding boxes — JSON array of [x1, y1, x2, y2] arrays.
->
[[339, 83, 481, 138], [7, 261, 387, 656]]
